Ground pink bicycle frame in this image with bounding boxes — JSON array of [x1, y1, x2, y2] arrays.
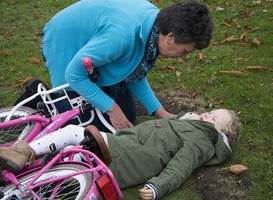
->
[[0, 108, 82, 146], [0, 81, 121, 199], [2, 146, 123, 199]]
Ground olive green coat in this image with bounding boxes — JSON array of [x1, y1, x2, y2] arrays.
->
[[107, 119, 232, 199]]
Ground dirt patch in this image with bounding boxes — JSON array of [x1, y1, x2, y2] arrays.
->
[[194, 166, 251, 200], [136, 89, 207, 116], [136, 89, 251, 200]]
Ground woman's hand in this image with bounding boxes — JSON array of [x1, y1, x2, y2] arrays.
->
[[107, 103, 134, 131], [154, 107, 177, 119], [139, 186, 154, 200]]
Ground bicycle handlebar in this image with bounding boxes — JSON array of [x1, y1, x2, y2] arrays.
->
[[82, 57, 93, 72], [82, 57, 100, 82]]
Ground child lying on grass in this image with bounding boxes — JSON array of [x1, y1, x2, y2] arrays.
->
[[0, 108, 241, 200]]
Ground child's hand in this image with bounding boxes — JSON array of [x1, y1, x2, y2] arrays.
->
[[139, 186, 154, 200]]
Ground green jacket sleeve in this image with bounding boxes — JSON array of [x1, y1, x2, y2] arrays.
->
[[147, 135, 215, 199]]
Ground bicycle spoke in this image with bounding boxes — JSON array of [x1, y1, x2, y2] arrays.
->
[[0, 107, 36, 145], [3, 164, 94, 199]]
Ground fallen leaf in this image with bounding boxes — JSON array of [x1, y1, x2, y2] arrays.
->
[[219, 31, 229, 37], [239, 10, 249, 18], [251, 1, 261, 6], [220, 70, 249, 76], [191, 92, 198, 98], [160, 65, 177, 71], [240, 42, 253, 47], [216, 7, 225, 11], [237, 0, 242, 6], [233, 21, 241, 29], [27, 57, 41, 65], [214, 99, 225, 105], [0, 51, 12, 56], [199, 52, 204, 61], [245, 66, 273, 72], [248, 27, 259, 33], [221, 22, 232, 28], [211, 41, 220, 45], [253, 38, 261, 46], [3, 32, 12, 37], [234, 55, 254, 61], [239, 33, 248, 42], [230, 164, 248, 175], [243, 26, 259, 32], [175, 70, 181, 78], [221, 35, 238, 43], [13, 77, 34, 87], [10, 67, 16, 72]]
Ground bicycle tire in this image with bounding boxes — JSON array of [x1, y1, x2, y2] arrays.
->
[[0, 106, 36, 145], [2, 163, 94, 200]]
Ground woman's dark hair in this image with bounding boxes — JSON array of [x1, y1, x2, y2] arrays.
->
[[155, 1, 213, 50]]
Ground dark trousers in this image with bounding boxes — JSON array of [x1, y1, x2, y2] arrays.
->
[[54, 89, 136, 132]]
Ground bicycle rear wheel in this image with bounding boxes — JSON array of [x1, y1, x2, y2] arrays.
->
[[2, 163, 95, 200], [0, 106, 36, 145]]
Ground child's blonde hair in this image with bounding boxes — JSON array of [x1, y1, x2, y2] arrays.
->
[[222, 110, 242, 145]]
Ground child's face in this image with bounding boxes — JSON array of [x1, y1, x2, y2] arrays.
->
[[199, 109, 231, 132]]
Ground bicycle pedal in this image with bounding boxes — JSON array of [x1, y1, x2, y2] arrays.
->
[[41, 152, 58, 168], [79, 135, 93, 147]]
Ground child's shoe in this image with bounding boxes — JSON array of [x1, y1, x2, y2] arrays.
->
[[0, 140, 35, 174], [81, 125, 112, 166]]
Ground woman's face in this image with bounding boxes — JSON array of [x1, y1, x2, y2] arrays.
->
[[199, 109, 232, 132], [157, 32, 196, 59]]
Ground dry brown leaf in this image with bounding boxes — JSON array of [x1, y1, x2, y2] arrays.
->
[[239, 33, 248, 42], [211, 41, 220, 45], [237, 0, 242, 6], [214, 99, 225, 105], [219, 31, 229, 37], [225, 1, 231, 7], [191, 92, 198, 98], [13, 77, 34, 87], [233, 21, 241, 29], [243, 26, 259, 32], [250, 1, 261, 7], [27, 57, 41, 65], [175, 70, 181, 78], [229, 164, 248, 175], [220, 70, 249, 76], [221, 35, 238, 43], [253, 38, 261, 46], [239, 10, 249, 18], [240, 42, 253, 47], [160, 65, 177, 71], [245, 66, 273, 72], [221, 22, 231, 28], [235, 55, 254, 61], [248, 27, 259, 33], [0, 51, 12, 56], [10, 67, 16, 72], [199, 52, 204, 61]]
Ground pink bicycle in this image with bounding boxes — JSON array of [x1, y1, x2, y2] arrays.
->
[[0, 80, 122, 199]]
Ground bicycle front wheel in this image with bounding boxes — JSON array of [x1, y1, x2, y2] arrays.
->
[[0, 106, 36, 145], [3, 163, 94, 200]]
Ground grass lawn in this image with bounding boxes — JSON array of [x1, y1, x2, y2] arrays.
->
[[0, 0, 272, 199]]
